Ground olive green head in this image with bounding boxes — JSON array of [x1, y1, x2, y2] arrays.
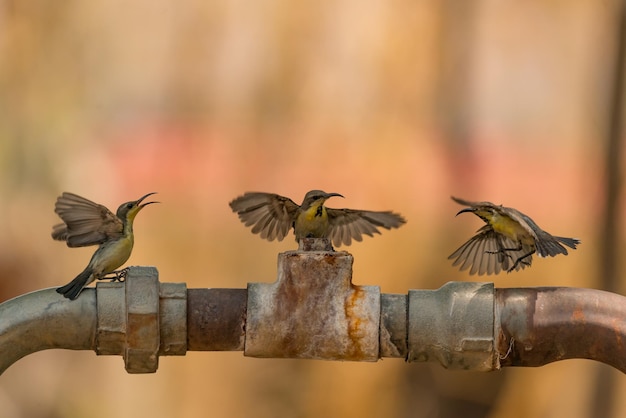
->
[[116, 192, 159, 222], [300, 190, 343, 210], [456, 204, 500, 224]]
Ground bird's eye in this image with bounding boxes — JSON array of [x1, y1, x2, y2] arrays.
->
[[126, 203, 134, 209]]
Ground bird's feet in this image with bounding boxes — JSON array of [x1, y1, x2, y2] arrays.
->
[[486, 249, 513, 259], [100, 268, 129, 282], [486, 244, 522, 257], [506, 253, 534, 273]]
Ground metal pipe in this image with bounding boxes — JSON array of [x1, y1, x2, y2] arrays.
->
[[2, 251, 626, 374], [0, 267, 187, 375], [406, 282, 496, 370], [496, 287, 626, 373], [187, 288, 246, 351], [245, 244, 380, 361], [0, 287, 97, 375]]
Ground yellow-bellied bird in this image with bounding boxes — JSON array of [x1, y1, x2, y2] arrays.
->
[[449, 197, 579, 275], [52, 192, 158, 300], [229, 190, 406, 248]]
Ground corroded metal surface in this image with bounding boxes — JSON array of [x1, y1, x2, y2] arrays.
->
[[124, 267, 160, 373], [245, 240, 380, 361], [5, 265, 626, 374], [96, 281, 125, 355], [187, 289, 246, 351], [159, 282, 187, 355], [96, 266, 187, 373], [496, 287, 626, 373], [407, 282, 496, 370], [380, 294, 407, 357]]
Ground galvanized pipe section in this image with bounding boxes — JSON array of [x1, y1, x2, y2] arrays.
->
[[0, 288, 97, 375], [496, 287, 626, 373], [406, 282, 497, 370]]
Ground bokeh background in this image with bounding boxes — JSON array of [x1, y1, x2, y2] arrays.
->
[[1, 1, 625, 417]]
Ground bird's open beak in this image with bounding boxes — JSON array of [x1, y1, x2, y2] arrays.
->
[[455, 207, 474, 217], [136, 192, 159, 208]]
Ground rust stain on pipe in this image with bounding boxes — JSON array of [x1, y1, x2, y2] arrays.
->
[[345, 285, 366, 359], [245, 239, 380, 361]]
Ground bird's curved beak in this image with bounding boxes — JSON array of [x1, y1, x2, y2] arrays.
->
[[325, 192, 344, 199], [455, 207, 474, 217], [136, 192, 159, 208]]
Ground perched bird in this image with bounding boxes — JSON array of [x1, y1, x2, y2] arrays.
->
[[52, 192, 158, 300], [449, 197, 580, 275], [229, 190, 406, 247]]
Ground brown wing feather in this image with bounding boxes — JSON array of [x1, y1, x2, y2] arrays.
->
[[326, 208, 406, 247], [52, 192, 123, 247], [229, 192, 300, 241], [449, 225, 532, 275]]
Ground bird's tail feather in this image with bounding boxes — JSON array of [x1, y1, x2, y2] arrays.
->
[[536, 236, 580, 257], [555, 236, 580, 250], [57, 268, 93, 300]]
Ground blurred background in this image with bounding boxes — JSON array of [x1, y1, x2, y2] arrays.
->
[[1, 0, 625, 417]]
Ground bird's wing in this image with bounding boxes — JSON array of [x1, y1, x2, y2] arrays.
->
[[449, 225, 532, 275], [229, 192, 300, 241], [52, 192, 124, 247], [326, 208, 406, 247]]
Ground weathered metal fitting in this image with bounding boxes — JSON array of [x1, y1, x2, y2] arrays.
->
[[96, 266, 187, 373], [245, 239, 381, 361], [407, 281, 496, 371], [380, 294, 408, 358], [298, 237, 334, 251], [159, 282, 187, 356]]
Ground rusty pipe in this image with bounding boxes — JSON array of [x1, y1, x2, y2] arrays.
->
[[496, 287, 626, 372], [3, 261, 626, 374], [187, 288, 247, 351]]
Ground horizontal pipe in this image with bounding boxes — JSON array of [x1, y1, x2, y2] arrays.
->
[[0, 288, 97, 374], [187, 289, 247, 351], [2, 272, 626, 374], [496, 287, 626, 373]]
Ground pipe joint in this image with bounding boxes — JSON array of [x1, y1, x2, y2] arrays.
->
[[96, 266, 187, 373]]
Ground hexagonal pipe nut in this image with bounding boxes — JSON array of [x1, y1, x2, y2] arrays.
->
[[96, 266, 187, 373]]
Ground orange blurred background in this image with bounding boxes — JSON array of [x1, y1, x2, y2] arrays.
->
[[1, 1, 625, 417]]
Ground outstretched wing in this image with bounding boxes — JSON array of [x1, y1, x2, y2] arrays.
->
[[448, 225, 532, 275], [229, 192, 300, 241], [52, 192, 123, 247], [326, 208, 406, 247]]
